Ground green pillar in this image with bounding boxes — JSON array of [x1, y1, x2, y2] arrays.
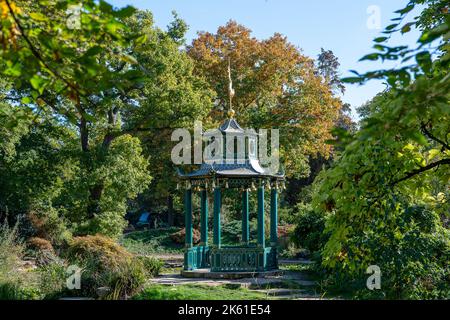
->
[[200, 190, 208, 245], [242, 189, 249, 245], [270, 187, 278, 246], [184, 188, 193, 248], [213, 187, 221, 247], [257, 185, 265, 247]]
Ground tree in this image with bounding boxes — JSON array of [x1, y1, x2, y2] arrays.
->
[[187, 21, 343, 177], [317, 48, 346, 95], [313, 0, 449, 298], [121, 11, 213, 225], [0, 4, 213, 234], [1, 0, 150, 225]]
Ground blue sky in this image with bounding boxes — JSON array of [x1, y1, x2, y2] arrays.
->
[[109, 0, 422, 119]]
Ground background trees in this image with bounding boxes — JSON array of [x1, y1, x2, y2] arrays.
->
[[0, 2, 211, 237], [188, 21, 344, 177]]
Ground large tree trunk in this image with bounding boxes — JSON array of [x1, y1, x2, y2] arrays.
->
[[87, 184, 103, 219], [84, 108, 118, 219]]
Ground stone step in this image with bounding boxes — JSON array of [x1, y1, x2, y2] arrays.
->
[[278, 294, 323, 300], [278, 259, 314, 265], [248, 281, 316, 290], [252, 288, 307, 296]]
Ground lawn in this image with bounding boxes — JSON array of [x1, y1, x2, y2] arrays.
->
[[120, 225, 259, 255], [133, 284, 272, 300], [120, 228, 184, 255]]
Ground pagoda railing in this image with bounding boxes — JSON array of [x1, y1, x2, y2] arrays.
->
[[184, 246, 210, 270], [209, 246, 278, 272]]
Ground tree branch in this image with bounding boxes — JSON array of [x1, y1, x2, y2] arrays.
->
[[390, 158, 450, 186], [421, 122, 450, 151], [5, 0, 81, 96]]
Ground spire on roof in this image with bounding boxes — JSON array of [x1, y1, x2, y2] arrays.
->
[[227, 58, 236, 119]]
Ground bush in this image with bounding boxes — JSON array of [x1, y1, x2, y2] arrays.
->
[[27, 237, 54, 252], [170, 228, 201, 245], [120, 228, 183, 255], [221, 219, 258, 245], [291, 203, 328, 254], [66, 235, 147, 299], [0, 282, 41, 300], [0, 223, 42, 300], [0, 224, 23, 282], [27, 208, 72, 246], [321, 204, 450, 299], [137, 256, 163, 278], [37, 258, 68, 299]]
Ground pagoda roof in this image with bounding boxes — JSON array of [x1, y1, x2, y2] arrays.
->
[[219, 118, 244, 133], [204, 118, 258, 137], [177, 162, 284, 180], [177, 116, 284, 180]]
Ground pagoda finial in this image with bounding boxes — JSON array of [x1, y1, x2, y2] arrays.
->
[[227, 58, 236, 118]]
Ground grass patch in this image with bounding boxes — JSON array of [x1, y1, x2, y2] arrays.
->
[[120, 228, 184, 255], [280, 263, 321, 281], [160, 266, 182, 274], [133, 284, 273, 300]]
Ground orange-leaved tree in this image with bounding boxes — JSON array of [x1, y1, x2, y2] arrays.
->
[[188, 21, 343, 177]]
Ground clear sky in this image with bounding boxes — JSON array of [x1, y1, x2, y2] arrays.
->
[[109, 0, 422, 119]]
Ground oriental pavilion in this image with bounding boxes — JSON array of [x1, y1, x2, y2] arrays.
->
[[177, 109, 285, 275]]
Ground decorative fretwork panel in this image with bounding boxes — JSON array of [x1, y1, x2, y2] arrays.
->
[[209, 246, 278, 272]]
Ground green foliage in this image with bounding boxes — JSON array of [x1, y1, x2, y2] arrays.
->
[[0, 0, 140, 110], [66, 235, 148, 298], [314, 0, 450, 299], [120, 228, 184, 255], [222, 219, 258, 245], [0, 282, 41, 300], [0, 223, 42, 300], [136, 256, 163, 278], [37, 258, 68, 299], [188, 21, 344, 178], [124, 10, 213, 213], [133, 284, 270, 300], [291, 203, 328, 254], [0, 223, 24, 287], [72, 134, 151, 237], [0, 109, 149, 239]]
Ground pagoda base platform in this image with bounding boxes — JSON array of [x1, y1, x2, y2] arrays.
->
[[181, 268, 283, 280]]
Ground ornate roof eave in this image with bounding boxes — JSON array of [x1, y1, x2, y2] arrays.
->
[[176, 165, 285, 180]]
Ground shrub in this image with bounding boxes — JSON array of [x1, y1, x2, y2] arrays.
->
[[291, 203, 328, 254], [0, 282, 41, 300], [27, 208, 72, 246], [0, 223, 23, 282], [120, 228, 183, 255], [170, 228, 201, 245], [321, 204, 450, 299], [278, 224, 294, 251], [37, 258, 68, 299], [137, 256, 163, 278], [27, 237, 54, 253], [66, 235, 147, 299], [0, 223, 41, 300], [221, 219, 258, 245]]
